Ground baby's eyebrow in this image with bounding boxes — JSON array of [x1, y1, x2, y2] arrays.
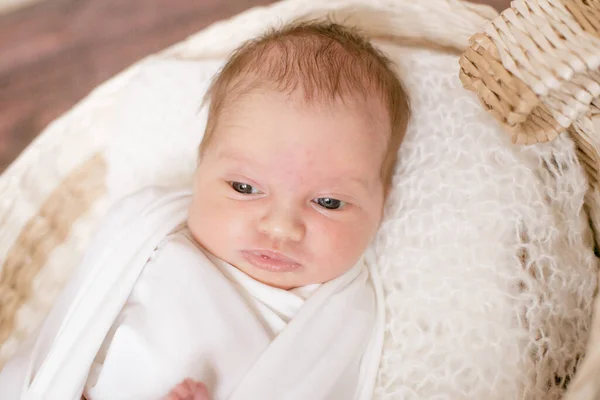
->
[[216, 150, 371, 191], [215, 150, 255, 166], [322, 174, 371, 192]]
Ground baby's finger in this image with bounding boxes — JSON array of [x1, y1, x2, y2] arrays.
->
[[190, 381, 210, 400], [166, 380, 192, 399]]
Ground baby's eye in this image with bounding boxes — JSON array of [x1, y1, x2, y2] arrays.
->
[[314, 197, 346, 210], [230, 181, 260, 195]]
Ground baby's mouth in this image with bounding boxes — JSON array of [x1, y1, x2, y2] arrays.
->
[[241, 250, 302, 272]]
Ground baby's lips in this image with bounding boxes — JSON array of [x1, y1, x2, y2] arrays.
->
[[246, 249, 301, 265]]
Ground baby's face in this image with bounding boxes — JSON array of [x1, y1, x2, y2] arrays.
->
[[188, 90, 388, 289]]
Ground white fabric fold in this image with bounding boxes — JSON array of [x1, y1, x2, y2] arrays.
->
[[0, 187, 385, 400], [206, 250, 322, 336]]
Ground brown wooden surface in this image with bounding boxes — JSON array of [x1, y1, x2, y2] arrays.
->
[[0, 0, 509, 173]]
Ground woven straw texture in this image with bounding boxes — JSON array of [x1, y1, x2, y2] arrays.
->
[[458, 1, 600, 399], [2, 0, 600, 398], [459, 0, 600, 144]]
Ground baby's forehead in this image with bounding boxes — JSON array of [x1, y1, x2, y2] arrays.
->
[[213, 117, 384, 174], [222, 89, 388, 139], [213, 145, 377, 192], [207, 96, 389, 181], [224, 86, 391, 130]]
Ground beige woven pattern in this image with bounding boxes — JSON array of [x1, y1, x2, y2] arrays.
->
[[459, 0, 600, 143], [0, 155, 106, 357]]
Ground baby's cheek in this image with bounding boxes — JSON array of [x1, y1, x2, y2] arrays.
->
[[311, 222, 367, 278], [189, 197, 230, 250], [194, 200, 258, 255], [222, 208, 255, 246]]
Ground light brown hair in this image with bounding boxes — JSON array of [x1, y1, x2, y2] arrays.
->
[[199, 20, 410, 193]]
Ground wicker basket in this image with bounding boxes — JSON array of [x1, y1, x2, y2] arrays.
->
[[458, 1, 600, 399]]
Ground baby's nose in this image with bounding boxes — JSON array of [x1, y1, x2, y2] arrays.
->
[[257, 206, 305, 242]]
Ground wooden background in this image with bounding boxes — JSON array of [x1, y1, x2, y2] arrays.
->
[[0, 0, 510, 172]]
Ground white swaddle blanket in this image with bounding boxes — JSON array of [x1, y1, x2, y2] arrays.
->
[[0, 188, 385, 400]]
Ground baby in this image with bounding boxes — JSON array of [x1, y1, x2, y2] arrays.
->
[[0, 20, 409, 400]]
